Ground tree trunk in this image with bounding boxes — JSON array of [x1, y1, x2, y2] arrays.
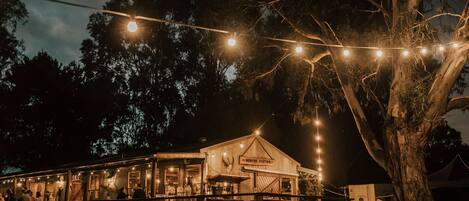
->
[[385, 129, 433, 201]]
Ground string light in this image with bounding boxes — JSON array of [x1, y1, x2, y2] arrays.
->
[[375, 50, 384, 58], [342, 49, 351, 58], [294, 46, 303, 55], [127, 20, 138, 33], [438, 45, 446, 52], [451, 42, 459, 48], [420, 48, 428, 55], [44, 0, 462, 58], [313, 106, 324, 183], [254, 129, 261, 136], [402, 49, 410, 57], [227, 37, 237, 47]]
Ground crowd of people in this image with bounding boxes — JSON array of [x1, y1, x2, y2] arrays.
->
[[0, 188, 50, 201]]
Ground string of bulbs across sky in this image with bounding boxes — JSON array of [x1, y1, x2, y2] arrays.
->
[[46, 0, 463, 62]]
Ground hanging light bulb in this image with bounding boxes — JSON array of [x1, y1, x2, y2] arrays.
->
[[317, 159, 322, 164], [294, 46, 303, 55], [254, 129, 261, 136], [227, 37, 236, 47], [420, 48, 428, 55], [342, 49, 351, 58], [438, 45, 445, 52], [314, 119, 320, 126], [315, 135, 321, 141], [375, 50, 384, 58], [127, 20, 138, 33], [451, 42, 459, 49], [401, 49, 410, 57]]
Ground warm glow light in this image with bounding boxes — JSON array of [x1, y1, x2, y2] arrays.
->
[[148, 164, 151, 168], [420, 48, 428, 55], [254, 129, 261, 136], [156, 179, 161, 183], [451, 43, 459, 48], [315, 135, 321, 141], [294, 46, 303, 54], [223, 152, 227, 156], [146, 173, 151, 179], [127, 20, 138, 32], [117, 169, 120, 172], [90, 172, 94, 175], [211, 154, 215, 158], [342, 49, 351, 57], [132, 167, 136, 171], [317, 159, 322, 164], [402, 49, 410, 57], [17, 182, 22, 187], [318, 167, 322, 171], [47, 176, 50, 179], [316, 148, 321, 153], [227, 38, 236, 47], [223, 182, 229, 187], [375, 50, 383, 58], [314, 119, 320, 126], [240, 143, 244, 148], [438, 45, 445, 52], [103, 170, 107, 174], [169, 167, 175, 172]]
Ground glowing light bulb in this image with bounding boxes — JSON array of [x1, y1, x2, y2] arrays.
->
[[156, 179, 161, 183], [117, 169, 120, 172], [438, 45, 445, 52], [294, 46, 303, 54], [127, 20, 138, 33], [148, 164, 151, 168], [146, 173, 151, 179], [317, 159, 322, 164], [169, 167, 175, 172], [420, 48, 428, 55], [314, 119, 320, 126], [223, 152, 227, 156], [240, 143, 244, 148], [375, 50, 383, 58], [451, 43, 459, 49], [318, 167, 322, 171], [90, 172, 94, 175], [342, 49, 351, 57], [254, 129, 261, 136], [316, 148, 321, 153], [402, 49, 410, 57], [315, 135, 321, 141], [227, 37, 236, 47]]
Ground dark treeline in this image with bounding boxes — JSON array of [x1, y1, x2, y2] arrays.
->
[[1, 0, 468, 185]]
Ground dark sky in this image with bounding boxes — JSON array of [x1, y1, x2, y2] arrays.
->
[[15, 0, 469, 143]]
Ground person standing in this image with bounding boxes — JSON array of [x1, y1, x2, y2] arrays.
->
[[132, 185, 145, 199], [116, 188, 127, 199], [35, 192, 42, 201]]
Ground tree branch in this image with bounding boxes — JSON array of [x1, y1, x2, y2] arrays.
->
[[446, 96, 469, 112], [270, 5, 325, 42]]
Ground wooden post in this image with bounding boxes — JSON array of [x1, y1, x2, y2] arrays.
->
[[65, 170, 72, 201], [158, 165, 165, 194], [200, 159, 205, 195], [13, 177, 18, 196], [150, 160, 156, 197]]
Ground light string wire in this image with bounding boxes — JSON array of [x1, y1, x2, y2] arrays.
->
[[314, 106, 323, 182], [44, 0, 459, 52]]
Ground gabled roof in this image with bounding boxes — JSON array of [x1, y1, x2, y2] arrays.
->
[[200, 134, 300, 166]]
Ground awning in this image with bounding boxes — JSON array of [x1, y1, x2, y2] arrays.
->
[[242, 166, 299, 177], [208, 174, 250, 183]]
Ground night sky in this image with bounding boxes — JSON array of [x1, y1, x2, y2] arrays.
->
[[16, 0, 469, 143]]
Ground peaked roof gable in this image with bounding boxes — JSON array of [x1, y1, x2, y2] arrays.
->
[[200, 134, 300, 166]]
